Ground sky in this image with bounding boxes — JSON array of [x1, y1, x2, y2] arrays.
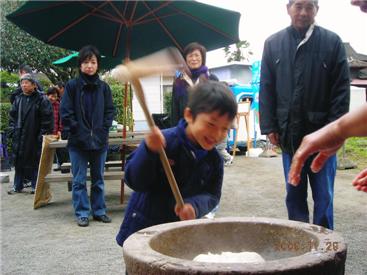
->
[[198, 0, 367, 67]]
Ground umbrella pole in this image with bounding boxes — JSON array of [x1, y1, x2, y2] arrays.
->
[[120, 57, 130, 204], [123, 83, 128, 139], [119, 82, 128, 204]]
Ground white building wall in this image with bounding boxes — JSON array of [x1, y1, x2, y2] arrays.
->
[[132, 75, 163, 131]]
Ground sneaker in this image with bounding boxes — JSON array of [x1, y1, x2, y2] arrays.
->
[[7, 189, 23, 195], [224, 156, 234, 166], [29, 189, 35, 195], [77, 217, 89, 227], [23, 181, 32, 188], [93, 214, 112, 223]]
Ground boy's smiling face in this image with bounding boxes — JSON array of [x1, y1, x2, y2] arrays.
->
[[184, 108, 232, 151]]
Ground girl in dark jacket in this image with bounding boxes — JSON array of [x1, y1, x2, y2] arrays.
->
[[8, 74, 53, 194], [60, 45, 115, 227], [170, 42, 209, 126]]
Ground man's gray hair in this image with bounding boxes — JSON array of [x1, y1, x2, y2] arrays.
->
[[289, 0, 318, 4]]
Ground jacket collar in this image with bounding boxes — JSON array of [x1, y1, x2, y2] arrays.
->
[[78, 73, 100, 89], [176, 119, 208, 161]]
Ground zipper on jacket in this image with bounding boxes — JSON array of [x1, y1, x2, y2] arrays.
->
[[80, 89, 92, 129], [91, 120, 93, 137]]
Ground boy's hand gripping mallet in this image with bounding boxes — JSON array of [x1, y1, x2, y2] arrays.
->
[[112, 48, 186, 208]]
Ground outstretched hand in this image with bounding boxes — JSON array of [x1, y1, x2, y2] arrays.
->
[[352, 168, 367, 193], [288, 126, 345, 186], [145, 126, 166, 153], [174, 203, 196, 221]]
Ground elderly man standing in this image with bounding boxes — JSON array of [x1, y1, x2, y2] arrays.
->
[[259, 0, 350, 229], [8, 74, 53, 194]]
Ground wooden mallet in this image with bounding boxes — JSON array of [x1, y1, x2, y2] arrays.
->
[[112, 47, 187, 208]]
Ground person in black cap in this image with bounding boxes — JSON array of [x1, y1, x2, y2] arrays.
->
[[9, 64, 43, 104], [8, 74, 53, 194]]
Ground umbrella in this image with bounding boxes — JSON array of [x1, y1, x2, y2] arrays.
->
[[52, 51, 121, 69], [6, 1, 240, 60], [7, 0, 240, 166]]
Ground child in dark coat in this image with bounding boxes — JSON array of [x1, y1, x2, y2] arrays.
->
[[46, 87, 61, 138], [116, 81, 238, 246]]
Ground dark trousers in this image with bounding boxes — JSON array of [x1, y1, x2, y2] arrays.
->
[[282, 153, 336, 230], [13, 166, 38, 191], [69, 147, 108, 218], [56, 148, 69, 166]]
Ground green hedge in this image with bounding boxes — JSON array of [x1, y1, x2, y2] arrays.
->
[[38, 77, 53, 91], [105, 76, 133, 130], [0, 102, 12, 155], [163, 91, 172, 116], [0, 103, 11, 132], [1, 71, 19, 103]]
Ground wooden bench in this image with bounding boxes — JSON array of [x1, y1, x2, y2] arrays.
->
[[44, 170, 124, 182], [60, 160, 123, 172], [44, 170, 125, 203], [35, 135, 143, 209]]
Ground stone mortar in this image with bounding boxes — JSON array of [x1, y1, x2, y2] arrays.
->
[[123, 217, 347, 274]]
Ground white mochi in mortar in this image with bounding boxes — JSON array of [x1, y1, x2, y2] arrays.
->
[[193, 251, 265, 263]]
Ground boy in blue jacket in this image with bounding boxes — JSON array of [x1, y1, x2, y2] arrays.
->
[[116, 81, 238, 246]]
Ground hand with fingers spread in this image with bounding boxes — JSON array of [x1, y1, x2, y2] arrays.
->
[[145, 126, 166, 153], [175, 203, 196, 220], [288, 124, 345, 186], [289, 104, 367, 188], [352, 168, 367, 193]]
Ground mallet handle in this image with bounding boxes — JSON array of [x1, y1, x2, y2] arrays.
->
[[130, 78, 185, 208]]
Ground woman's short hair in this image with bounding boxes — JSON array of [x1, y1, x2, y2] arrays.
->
[[78, 45, 101, 70], [183, 42, 207, 66], [187, 81, 237, 120]]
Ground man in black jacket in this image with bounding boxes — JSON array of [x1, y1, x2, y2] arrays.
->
[[259, 0, 350, 229], [8, 74, 53, 194]]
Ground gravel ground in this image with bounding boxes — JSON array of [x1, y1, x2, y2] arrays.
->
[[1, 156, 366, 274]]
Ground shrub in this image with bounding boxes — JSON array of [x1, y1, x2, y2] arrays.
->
[[163, 90, 172, 116], [0, 102, 12, 156], [35, 73, 53, 91], [105, 76, 133, 130], [0, 70, 19, 84], [0, 102, 11, 131], [0, 71, 19, 103]]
